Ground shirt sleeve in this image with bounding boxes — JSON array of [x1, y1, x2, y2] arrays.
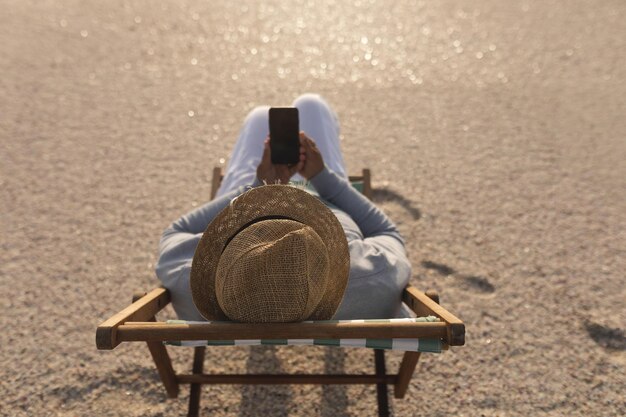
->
[[310, 166, 412, 319]]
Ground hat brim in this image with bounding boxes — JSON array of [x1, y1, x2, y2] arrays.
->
[[190, 185, 350, 321]]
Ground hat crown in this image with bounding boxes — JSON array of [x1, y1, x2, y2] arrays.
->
[[215, 219, 330, 322], [190, 185, 350, 322]]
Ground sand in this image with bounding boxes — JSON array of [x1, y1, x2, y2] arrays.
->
[[1, 0, 624, 416]]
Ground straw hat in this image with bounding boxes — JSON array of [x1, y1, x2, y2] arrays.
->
[[190, 185, 350, 323]]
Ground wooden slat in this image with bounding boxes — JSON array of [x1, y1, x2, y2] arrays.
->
[[117, 321, 448, 342], [393, 352, 421, 399], [96, 287, 171, 350], [178, 374, 397, 385], [210, 167, 222, 199], [362, 168, 372, 199], [147, 340, 180, 398], [188, 346, 205, 417], [402, 287, 465, 346], [374, 350, 390, 417]]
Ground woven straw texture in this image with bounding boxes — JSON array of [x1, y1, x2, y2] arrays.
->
[[216, 219, 330, 322], [191, 185, 350, 322]]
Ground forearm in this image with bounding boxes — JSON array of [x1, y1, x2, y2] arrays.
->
[[310, 166, 404, 243]]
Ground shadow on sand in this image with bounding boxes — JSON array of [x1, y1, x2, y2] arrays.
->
[[238, 346, 350, 417], [47, 364, 164, 404], [373, 187, 421, 220], [421, 260, 496, 294], [584, 322, 626, 351]]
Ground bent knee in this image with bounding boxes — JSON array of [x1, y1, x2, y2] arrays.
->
[[293, 93, 329, 112], [245, 105, 270, 124]]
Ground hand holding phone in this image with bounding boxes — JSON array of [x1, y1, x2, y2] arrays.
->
[[269, 107, 300, 165], [298, 133, 325, 179], [256, 138, 302, 184]]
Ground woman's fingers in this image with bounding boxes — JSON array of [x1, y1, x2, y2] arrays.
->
[[261, 138, 271, 163]]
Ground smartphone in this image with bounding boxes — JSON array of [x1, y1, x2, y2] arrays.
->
[[269, 107, 300, 165]]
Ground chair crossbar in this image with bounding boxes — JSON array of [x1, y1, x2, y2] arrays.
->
[[178, 373, 398, 385]]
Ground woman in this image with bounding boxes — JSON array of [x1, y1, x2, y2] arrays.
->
[[156, 94, 411, 321]]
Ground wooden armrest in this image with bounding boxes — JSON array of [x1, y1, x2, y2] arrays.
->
[[402, 286, 465, 346], [115, 320, 448, 343], [96, 287, 171, 350]]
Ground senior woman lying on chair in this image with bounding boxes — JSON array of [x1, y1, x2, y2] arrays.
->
[[155, 94, 411, 323]]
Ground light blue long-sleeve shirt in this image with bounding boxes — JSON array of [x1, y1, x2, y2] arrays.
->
[[155, 166, 411, 321]]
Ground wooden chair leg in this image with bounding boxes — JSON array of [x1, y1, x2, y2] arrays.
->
[[146, 341, 179, 398], [374, 349, 390, 417], [188, 346, 206, 417], [134, 291, 178, 400], [393, 352, 421, 399], [392, 289, 433, 398]]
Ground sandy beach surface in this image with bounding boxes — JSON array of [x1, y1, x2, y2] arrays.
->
[[1, 0, 625, 416]]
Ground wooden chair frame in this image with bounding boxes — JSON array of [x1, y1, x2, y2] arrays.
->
[[96, 168, 465, 417]]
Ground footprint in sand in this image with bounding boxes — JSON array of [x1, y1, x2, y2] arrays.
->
[[458, 275, 496, 294], [420, 260, 496, 294], [584, 321, 626, 351], [420, 260, 455, 276]]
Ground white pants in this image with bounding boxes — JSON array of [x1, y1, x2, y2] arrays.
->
[[216, 94, 347, 197]]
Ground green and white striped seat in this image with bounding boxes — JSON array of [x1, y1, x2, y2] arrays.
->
[[165, 317, 442, 353]]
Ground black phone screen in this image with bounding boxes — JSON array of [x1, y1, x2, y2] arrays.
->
[[269, 107, 300, 165]]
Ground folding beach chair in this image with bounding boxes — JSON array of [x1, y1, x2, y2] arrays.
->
[[96, 168, 465, 417]]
